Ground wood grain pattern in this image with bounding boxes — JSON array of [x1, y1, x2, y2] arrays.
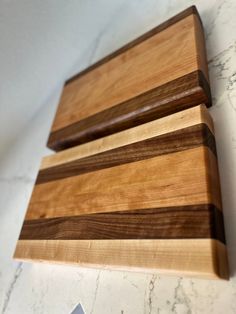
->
[[25, 146, 222, 220], [19, 205, 225, 243], [14, 105, 228, 279], [39, 123, 216, 184], [48, 6, 211, 151], [14, 239, 228, 280], [42, 105, 214, 170], [66, 6, 206, 84]]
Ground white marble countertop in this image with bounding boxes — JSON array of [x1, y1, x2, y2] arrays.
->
[[0, 1, 236, 313]]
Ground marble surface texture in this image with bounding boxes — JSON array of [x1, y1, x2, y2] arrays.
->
[[0, 0, 236, 313]]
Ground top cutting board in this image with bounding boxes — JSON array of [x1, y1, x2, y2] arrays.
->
[[48, 6, 211, 151]]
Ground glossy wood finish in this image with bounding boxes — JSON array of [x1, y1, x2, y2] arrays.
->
[[14, 105, 228, 279], [48, 6, 211, 151]]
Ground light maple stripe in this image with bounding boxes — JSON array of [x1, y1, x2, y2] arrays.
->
[[41, 105, 213, 170], [14, 239, 228, 280]]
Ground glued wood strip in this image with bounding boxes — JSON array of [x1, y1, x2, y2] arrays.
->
[[48, 6, 211, 151], [25, 146, 222, 220], [14, 239, 228, 280], [49, 72, 210, 151], [38, 123, 216, 184], [42, 105, 214, 170], [14, 105, 228, 279], [19, 205, 225, 243]]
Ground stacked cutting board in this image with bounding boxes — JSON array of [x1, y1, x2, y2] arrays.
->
[[14, 6, 228, 279]]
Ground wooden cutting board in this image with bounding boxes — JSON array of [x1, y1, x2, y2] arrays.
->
[[14, 105, 228, 279], [48, 6, 211, 151]]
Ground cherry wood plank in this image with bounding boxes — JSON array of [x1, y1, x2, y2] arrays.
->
[[25, 146, 222, 220]]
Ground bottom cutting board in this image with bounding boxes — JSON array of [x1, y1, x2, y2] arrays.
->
[[14, 105, 228, 279]]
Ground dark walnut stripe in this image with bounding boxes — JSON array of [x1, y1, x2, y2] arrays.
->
[[39, 123, 215, 184], [66, 6, 202, 85], [48, 70, 212, 151], [19, 205, 225, 244]]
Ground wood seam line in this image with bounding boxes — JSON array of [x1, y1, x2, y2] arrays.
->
[[13, 239, 229, 280], [19, 205, 225, 244], [42, 104, 213, 170], [38, 123, 216, 184], [48, 70, 211, 151], [65, 6, 202, 85]]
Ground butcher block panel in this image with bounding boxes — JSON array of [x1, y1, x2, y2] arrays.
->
[[47, 6, 211, 151], [14, 105, 228, 279]]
